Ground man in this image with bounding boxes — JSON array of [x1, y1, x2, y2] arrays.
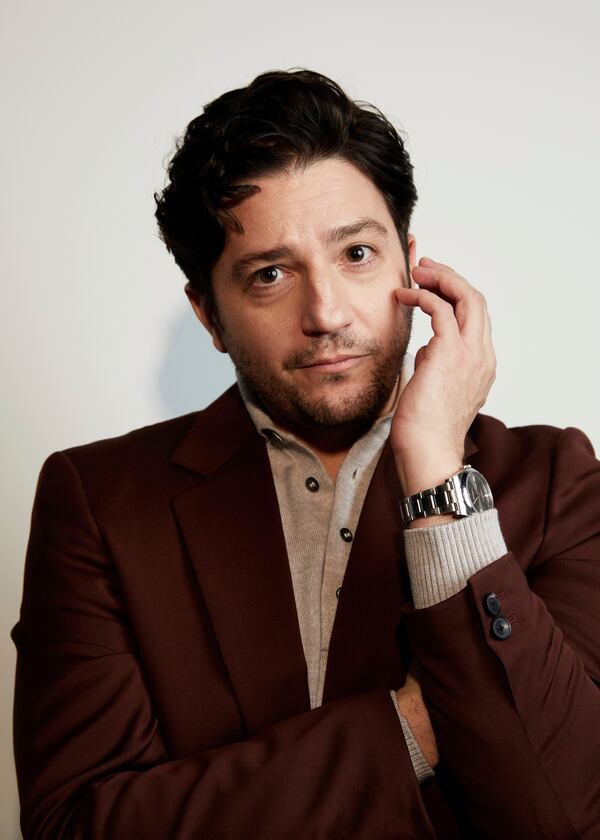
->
[[12, 68, 600, 838]]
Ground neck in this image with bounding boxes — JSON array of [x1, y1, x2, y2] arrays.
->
[[267, 412, 373, 455]]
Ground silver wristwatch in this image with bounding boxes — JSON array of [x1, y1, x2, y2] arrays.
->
[[399, 465, 494, 527]]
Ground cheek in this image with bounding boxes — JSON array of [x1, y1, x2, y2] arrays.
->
[[357, 287, 398, 333], [225, 314, 292, 364]]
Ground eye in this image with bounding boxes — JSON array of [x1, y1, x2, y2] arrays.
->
[[252, 266, 285, 285], [346, 244, 375, 264]]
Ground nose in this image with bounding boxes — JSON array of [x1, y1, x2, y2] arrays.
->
[[300, 266, 354, 337]]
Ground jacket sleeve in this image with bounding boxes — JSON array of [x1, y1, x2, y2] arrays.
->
[[12, 450, 434, 840], [401, 426, 600, 839]]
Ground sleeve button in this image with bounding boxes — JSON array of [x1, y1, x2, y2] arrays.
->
[[491, 616, 512, 640], [483, 593, 502, 617]]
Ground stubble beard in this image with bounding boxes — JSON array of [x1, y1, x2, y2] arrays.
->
[[216, 311, 413, 431]]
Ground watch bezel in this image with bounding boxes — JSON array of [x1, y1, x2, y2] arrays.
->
[[457, 467, 494, 514]]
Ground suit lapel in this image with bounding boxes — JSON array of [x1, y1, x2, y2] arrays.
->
[[323, 431, 480, 702], [322, 439, 410, 702], [170, 386, 310, 734]]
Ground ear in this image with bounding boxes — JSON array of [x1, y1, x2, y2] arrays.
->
[[407, 233, 417, 288], [184, 282, 227, 354]]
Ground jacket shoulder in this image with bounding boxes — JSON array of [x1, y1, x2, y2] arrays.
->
[[36, 383, 249, 505], [60, 411, 200, 465], [33, 412, 200, 505], [471, 411, 596, 461], [470, 412, 566, 455]]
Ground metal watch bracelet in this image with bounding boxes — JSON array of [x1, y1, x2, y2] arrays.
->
[[399, 465, 469, 527]]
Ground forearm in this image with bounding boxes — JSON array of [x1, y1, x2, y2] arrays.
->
[[404, 508, 507, 608], [393, 508, 506, 785], [391, 687, 438, 775], [13, 451, 437, 840], [403, 554, 600, 838], [397, 464, 600, 835], [13, 648, 431, 840]]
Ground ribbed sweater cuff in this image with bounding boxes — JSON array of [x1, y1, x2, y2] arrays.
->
[[403, 508, 508, 609], [389, 690, 435, 783]]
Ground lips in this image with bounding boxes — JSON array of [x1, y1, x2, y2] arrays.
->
[[301, 354, 363, 367], [298, 354, 368, 374]]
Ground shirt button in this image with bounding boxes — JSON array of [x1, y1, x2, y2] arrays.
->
[[335, 586, 342, 599], [491, 616, 512, 640], [305, 476, 320, 493], [483, 593, 502, 617], [262, 428, 284, 446], [340, 528, 353, 543]]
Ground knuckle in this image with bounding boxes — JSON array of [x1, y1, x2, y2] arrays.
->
[[436, 296, 454, 313]]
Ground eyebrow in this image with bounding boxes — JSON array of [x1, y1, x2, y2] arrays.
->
[[230, 217, 389, 281]]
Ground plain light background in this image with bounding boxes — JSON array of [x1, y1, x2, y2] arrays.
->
[[2, 0, 598, 835]]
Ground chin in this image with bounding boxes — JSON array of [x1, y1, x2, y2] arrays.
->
[[233, 339, 405, 431], [288, 381, 393, 430]]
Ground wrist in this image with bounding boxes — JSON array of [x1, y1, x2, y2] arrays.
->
[[395, 454, 464, 498], [406, 513, 456, 529], [395, 685, 439, 768]]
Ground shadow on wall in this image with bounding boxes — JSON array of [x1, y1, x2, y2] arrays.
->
[[158, 306, 236, 418]]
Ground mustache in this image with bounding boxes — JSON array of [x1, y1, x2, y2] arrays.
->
[[284, 333, 379, 370]]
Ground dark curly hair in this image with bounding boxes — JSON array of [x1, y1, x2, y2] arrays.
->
[[154, 68, 418, 316]]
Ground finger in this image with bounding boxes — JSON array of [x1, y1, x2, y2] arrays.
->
[[412, 266, 482, 338], [411, 263, 475, 295], [482, 299, 497, 378], [395, 286, 460, 340], [411, 266, 484, 346], [414, 345, 427, 368], [417, 256, 461, 274], [482, 297, 492, 348]]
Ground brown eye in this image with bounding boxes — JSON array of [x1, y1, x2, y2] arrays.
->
[[255, 266, 282, 284], [347, 244, 374, 263]]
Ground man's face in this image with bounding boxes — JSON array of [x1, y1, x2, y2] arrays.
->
[[188, 156, 416, 431]]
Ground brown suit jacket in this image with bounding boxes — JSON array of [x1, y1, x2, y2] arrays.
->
[[11, 384, 600, 839]]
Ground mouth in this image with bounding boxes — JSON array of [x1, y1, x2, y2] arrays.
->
[[298, 354, 369, 374]]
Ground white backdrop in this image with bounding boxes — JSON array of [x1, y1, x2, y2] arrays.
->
[[2, 0, 599, 835]]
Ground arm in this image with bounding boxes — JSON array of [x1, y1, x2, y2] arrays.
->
[[391, 673, 438, 775], [391, 257, 600, 837], [401, 427, 600, 837], [392, 507, 508, 785], [12, 450, 435, 840]]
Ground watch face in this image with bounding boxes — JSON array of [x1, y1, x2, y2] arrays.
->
[[463, 470, 494, 512]]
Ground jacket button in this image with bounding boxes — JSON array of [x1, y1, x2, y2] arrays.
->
[[483, 593, 502, 617], [491, 616, 512, 640], [340, 528, 353, 543], [335, 586, 342, 599], [305, 476, 320, 492]]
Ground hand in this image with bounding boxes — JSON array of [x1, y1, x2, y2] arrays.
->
[[395, 665, 439, 768], [392, 257, 496, 500]]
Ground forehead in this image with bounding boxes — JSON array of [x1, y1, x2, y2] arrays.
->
[[216, 157, 394, 264]]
